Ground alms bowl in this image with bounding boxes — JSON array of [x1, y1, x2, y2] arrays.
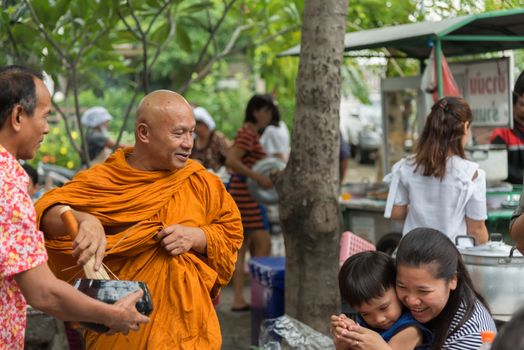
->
[[73, 279, 153, 333]]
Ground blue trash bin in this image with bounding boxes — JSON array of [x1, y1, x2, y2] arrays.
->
[[248, 256, 285, 345]]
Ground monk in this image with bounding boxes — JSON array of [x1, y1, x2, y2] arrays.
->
[[35, 90, 243, 349]]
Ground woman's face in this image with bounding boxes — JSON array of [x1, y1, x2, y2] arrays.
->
[[253, 106, 273, 129], [395, 263, 457, 323]]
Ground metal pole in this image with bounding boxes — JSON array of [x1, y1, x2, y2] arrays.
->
[[435, 39, 443, 98]]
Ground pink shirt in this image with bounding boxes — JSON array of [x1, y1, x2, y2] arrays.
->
[[0, 144, 47, 348]]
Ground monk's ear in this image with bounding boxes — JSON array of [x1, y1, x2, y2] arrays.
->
[[136, 122, 150, 143], [9, 105, 25, 132]]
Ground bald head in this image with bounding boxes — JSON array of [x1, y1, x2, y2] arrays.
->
[[130, 90, 196, 171], [136, 90, 192, 126]]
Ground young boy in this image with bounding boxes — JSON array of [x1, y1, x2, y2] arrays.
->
[[330, 251, 432, 350]]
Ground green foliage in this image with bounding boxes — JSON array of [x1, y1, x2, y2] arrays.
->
[[31, 120, 82, 170], [185, 62, 253, 139], [4, 0, 524, 168]]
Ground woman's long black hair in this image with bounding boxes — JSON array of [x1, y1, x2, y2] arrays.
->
[[396, 228, 489, 350]]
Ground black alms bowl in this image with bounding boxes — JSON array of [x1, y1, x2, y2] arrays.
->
[[73, 279, 153, 333]]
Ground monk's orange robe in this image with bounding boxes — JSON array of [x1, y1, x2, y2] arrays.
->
[[34, 148, 243, 349]]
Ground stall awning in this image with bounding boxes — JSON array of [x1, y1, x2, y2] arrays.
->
[[280, 8, 524, 59]]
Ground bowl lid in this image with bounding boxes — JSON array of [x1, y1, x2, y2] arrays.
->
[[247, 157, 286, 204], [459, 240, 523, 258]]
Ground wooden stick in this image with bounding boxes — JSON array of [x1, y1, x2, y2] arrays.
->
[[59, 206, 110, 280]]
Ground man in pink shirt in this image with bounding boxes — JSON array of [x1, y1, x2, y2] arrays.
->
[[0, 65, 149, 348]]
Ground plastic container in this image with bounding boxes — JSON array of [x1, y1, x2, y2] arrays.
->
[[479, 330, 495, 349], [248, 256, 285, 345]]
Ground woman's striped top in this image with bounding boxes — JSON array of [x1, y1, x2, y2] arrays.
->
[[228, 124, 268, 231], [442, 300, 497, 349]]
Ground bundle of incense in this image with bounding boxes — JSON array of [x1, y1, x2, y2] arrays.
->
[[59, 206, 110, 280]]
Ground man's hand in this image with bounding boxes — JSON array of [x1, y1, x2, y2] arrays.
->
[[72, 214, 107, 270], [157, 224, 207, 255], [106, 289, 149, 335]]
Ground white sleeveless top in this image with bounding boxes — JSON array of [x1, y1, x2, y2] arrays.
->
[[384, 155, 487, 243]]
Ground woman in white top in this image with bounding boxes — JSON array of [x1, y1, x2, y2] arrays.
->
[[384, 96, 488, 244]]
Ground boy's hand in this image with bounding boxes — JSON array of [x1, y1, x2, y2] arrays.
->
[[330, 314, 357, 349], [344, 323, 390, 350]]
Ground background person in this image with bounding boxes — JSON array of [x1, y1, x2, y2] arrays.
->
[[384, 97, 488, 245], [21, 162, 39, 199], [36, 90, 243, 349], [396, 228, 496, 350], [190, 105, 230, 172], [226, 93, 278, 311], [489, 69, 524, 184], [260, 118, 290, 162], [331, 251, 432, 350], [81, 106, 121, 165], [0, 65, 148, 349]]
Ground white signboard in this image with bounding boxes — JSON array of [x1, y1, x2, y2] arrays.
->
[[451, 57, 512, 127]]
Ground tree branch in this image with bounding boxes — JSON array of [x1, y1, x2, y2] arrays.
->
[[22, 0, 71, 65], [114, 85, 141, 149], [192, 0, 236, 73], [178, 22, 252, 93], [51, 99, 82, 155], [147, 11, 176, 71], [116, 6, 141, 41]]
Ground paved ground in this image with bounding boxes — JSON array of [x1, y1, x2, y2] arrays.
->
[[217, 284, 253, 350]]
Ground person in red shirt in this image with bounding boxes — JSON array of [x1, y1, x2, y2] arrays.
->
[[0, 65, 148, 349], [490, 70, 524, 184]]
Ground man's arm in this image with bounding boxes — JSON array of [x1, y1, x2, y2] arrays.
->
[[40, 204, 107, 269], [14, 262, 149, 334]]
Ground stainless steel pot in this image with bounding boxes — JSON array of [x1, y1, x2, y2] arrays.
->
[[457, 234, 524, 321]]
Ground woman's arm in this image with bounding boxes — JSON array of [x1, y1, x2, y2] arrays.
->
[[388, 326, 423, 350], [390, 205, 408, 221], [226, 145, 272, 188], [465, 217, 489, 245]]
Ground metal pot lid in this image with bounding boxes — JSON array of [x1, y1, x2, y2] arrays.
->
[[247, 157, 286, 205], [458, 235, 523, 259]]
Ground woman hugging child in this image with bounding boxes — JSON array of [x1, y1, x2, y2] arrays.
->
[[331, 251, 432, 350]]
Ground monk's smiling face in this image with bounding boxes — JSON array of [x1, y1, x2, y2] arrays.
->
[[134, 90, 196, 171]]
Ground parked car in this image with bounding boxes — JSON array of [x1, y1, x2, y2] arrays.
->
[[357, 123, 381, 164]]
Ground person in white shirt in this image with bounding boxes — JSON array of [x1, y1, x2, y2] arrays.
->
[[260, 119, 290, 162], [384, 96, 488, 245]]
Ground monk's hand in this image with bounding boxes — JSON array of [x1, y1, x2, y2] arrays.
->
[[106, 289, 149, 335], [73, 214, 107, 270], [157, 224, 207, 256]]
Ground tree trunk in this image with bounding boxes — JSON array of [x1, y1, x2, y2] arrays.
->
[[275, 0, 349, 334]]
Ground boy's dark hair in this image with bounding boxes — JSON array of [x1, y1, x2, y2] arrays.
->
[[22, 163, 39, 185], [0, 65, 44, 130], [339, 251, 396, 307]]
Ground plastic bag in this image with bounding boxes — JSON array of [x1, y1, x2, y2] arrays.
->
[[258, 315, 335, 350]]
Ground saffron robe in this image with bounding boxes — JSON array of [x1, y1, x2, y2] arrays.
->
[[34, 148, 243, 349]]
